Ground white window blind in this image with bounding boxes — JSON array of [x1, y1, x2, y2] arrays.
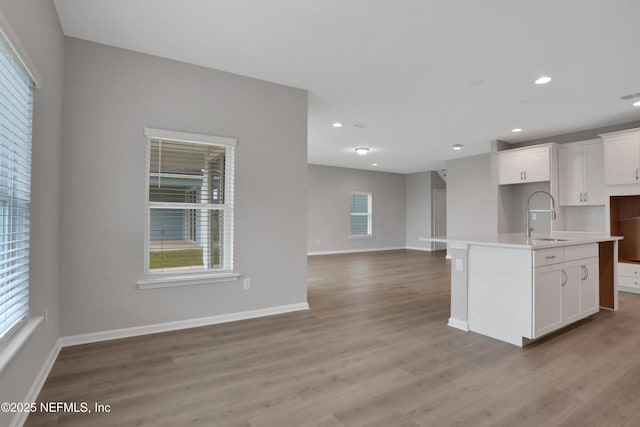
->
[[145, 131, 235, 277], [350, 192, 372, 236], [0, 34, 33, 339]]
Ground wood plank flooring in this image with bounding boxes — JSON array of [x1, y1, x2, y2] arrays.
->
[[25, 250, 640, 426]]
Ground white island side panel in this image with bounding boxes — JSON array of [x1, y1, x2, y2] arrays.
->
[[468, 245, 533, 346]]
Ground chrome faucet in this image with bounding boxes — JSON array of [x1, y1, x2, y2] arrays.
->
[[526, 190, 557, 239]]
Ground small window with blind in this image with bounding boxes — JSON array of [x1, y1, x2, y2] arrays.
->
[[141, 128, 237, 287], [350, 192, 372, 237], [0, 33, 34, 339]]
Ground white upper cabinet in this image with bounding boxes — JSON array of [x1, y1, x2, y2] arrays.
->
[[602, 128, 640, 185], [558, 140, 604, 206], [498, 145, 551, 185]]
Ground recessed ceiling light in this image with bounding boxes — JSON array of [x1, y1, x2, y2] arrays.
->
[[535, 76, 552, 85], [372, 163, 378, 166], [332, 122, 343, 128], [633, 101, 640, 107], [512, 128, 523, 133], [452, 144, 464, 151], [355, 147, 369, 155]]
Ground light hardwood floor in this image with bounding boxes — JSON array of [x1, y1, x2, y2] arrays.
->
[[26, 250, 640, 426]]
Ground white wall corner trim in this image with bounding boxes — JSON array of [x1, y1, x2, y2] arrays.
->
[[9, 338, 61, 427], [307, 246, 407, 256], [447, 318, 470, 331], [58, 303, 310, 347]]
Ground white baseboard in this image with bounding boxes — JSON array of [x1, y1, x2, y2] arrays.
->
[[619, 286, 640, 295], [59, 302, 310, 347], [307, 246, 407, 256], [406, 246, 433, 252], [10, 339, 61, 427], [447, 318, 469, 331]]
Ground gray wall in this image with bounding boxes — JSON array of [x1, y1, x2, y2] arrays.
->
[[404, 171, 446, 249], [405, 172, 432, 249], [0, 1, 64, 425], [308, 164, 406, 253], [446, 153, 498, 238], [60, 38, 308, 336]]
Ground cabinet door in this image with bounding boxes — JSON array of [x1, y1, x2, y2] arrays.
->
[[533, 265, 563, 338], [583, 142, 605, 205], [498, 151, 524, 185], [580, 258, 600, 317], [558, 145, 584, 206], [563, 261, 582, 324], [604, 135, 640, 185], [523, 147, 551, 183]]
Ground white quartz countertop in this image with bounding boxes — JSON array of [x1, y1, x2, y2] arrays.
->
[[427, 232, 622, 249]]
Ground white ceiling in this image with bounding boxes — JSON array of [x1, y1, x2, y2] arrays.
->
[[53, 0, 640, 173]]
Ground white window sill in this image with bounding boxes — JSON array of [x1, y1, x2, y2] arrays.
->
[[137, 271, 241, 289], [0, 317, 43, 374], [350, 235, 375, 240]]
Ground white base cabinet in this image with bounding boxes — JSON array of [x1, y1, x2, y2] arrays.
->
[[618, 262, 640, 294], [465, 242, 600, 346], [533, 246, 599, 339]]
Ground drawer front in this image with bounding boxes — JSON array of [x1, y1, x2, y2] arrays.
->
[[619, 275, 640, 289], [534, 248, 564, 267], [618, 262, 640, 278], [564, 244, 598, 262]]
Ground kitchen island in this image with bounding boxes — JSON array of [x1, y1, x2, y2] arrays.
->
[[431, 234, 622, 346]]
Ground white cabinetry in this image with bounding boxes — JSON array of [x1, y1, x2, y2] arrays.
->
[[601, 128, 640, 185], [498, 145, 551, 185], [558, 140, 605, 206], [532, 244, 599, 339], [580, 258, 600, 316], [617, 262, 640, 294]]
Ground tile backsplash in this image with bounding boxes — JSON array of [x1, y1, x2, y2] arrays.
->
[[559, 205, 606, 233]]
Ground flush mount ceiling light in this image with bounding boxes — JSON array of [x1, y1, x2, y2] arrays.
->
[[452, 144, 464, 150], [633, 101, 640, 107], [535, 76, 552, 85], [332, 122, 343, 128], [372, 163, 378, 166], [355, 147, 369, 155], [512, 128, 523, 133]]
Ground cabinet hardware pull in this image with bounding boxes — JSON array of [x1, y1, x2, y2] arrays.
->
[[520, 171, 523, 180], [636, 168, 639, 180], [581, 265, 588, 280], [524, 170, 527, 180], [561, 270, 567, 286], [579, 192, 584, 202], [584, 192, 588, 202], [545, 255, 556, 259]]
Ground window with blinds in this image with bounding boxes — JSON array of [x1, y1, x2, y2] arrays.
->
[[350, 192, 372, 236], [145, 131, 235, 276], [0, 35, 33, 339]]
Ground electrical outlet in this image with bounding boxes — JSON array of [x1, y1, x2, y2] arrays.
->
[[243, 278, 251, 290], [455, 259, 463, 271], [532, 213, 537, 220], [316, 239, 320, 245]]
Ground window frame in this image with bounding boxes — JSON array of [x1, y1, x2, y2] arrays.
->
[[350, 191, 373, 239], [138, 128, 239, 289], [0, 12, 42, 367]]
